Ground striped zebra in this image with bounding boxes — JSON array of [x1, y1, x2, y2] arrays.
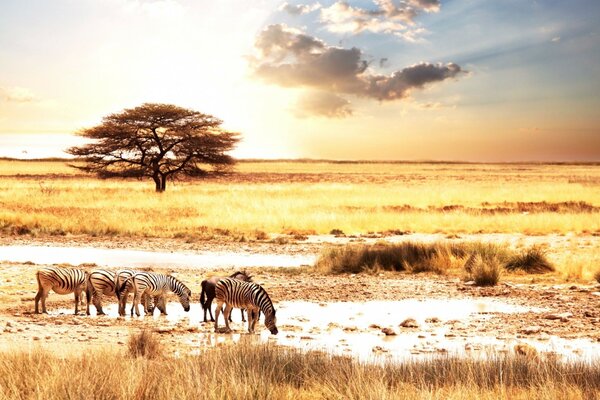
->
[[117, 272, 191, 317], [214, 278, 278, 335], [34, 266, 91, 315], [88, 269, 151, 316]]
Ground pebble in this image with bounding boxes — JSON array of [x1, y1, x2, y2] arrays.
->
[[399, 318, 419, 328], [381, 327, 397, 336], [519, 326, 542, 335]]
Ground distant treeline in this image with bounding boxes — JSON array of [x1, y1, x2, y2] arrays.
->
[[1, 156, 599, 166]]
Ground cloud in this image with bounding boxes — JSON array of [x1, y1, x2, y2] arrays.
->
[[251, 24, 465, 116], [280, 2, 321, 15], [295, 91, 353, 118], [0, 86, 38, 103], [319, 0, 440, 40]]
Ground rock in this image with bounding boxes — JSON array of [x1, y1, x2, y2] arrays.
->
[[32, 336, 41, 341], [400, 318, 419, 328], [584, 311, 595, 318], [343, 326, 358, 332], [381, 327, 397, 336], [514, 343, 538, 358], [368, 324, 382, 330], [372, 345, 388, 353], [519, 326, 542, 335], [5, 321, 13, 328], [425, 317, 440, 323], [544, 312, 573, 321], [464, 281, 476, 286]]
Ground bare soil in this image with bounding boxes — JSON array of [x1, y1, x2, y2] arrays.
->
[[1, 235, 600, 357]]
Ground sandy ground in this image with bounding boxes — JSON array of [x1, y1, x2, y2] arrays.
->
[[1, 235, 600, 359]]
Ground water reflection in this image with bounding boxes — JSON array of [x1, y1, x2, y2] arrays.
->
[[57, 298, 600, 362], [0, 245, 315, 268]]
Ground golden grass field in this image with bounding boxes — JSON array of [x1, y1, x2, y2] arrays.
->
[[1, 159, 600, 399], [0, 159, 599, 238], [1, 339, 598, 400]]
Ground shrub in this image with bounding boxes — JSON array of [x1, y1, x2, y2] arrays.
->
[[505, 247, 554, 274], [467, 255, 501, 286], [594, 269, 600, 284], [128, 329, 162, 359]]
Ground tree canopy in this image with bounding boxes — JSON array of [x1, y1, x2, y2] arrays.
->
[[67, 103, 240, 192]]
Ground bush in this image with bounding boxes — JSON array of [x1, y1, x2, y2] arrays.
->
[[594, 269, 600, 284], [467, 255, 501, 286], [505, 247, 554, 274], [128, 329, 162, 359]]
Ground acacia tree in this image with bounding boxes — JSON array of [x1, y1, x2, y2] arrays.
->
[[67, 103, 240, 192]]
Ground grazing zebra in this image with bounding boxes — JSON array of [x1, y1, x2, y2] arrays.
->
[[214, 278, 278, 335], [200, 271, 253, 323], [34, 266, 91, 315], [113, 270, 155, 317], [88, 269, 151, 316], [117, 272, 191, 317]]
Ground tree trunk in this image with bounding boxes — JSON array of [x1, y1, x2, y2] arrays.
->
[[160, 173, 167, 192], [153, 174, 164, 193]]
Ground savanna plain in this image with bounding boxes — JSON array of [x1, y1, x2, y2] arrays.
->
[[1, 159, 600, 399]]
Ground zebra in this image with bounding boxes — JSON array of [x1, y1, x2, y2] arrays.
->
[[34, 266, 91, 315], [117, 272, 191, 317], [200, 271, 253, 323], [88, 269, 151, 316], [113, 269, 156, 317], [214, 278, 278, 335]]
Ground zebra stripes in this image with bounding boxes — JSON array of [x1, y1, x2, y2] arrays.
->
[[89, 269, 145, 316], [118, 272, 191, 317], [35, 266, 90, 315], [214, 278, 278, 335]]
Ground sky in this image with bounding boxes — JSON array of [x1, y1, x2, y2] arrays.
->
[[1, 0, 599, 161]]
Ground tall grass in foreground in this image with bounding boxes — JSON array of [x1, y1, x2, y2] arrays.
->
[[0, 342, 598, 399], [315, 242, 553, 285]]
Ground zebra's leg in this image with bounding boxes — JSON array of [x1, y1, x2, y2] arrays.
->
[[223, 304, 233, 332], [214, 300, 223, 332], [248, 309, 258, 333], [118, 290, 129, 317], [74, 289, 80, 315], [93, 289, 105, 315], [132, 290, 142, 317], [156, 296, 167, 315], [207, 298, 215, 322], [34, 287, 43, 314], [241, 308, 246, 322], [41, 288, 49, 314]]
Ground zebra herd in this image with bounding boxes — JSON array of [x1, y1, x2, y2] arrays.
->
[[34, 266, 278, 335]]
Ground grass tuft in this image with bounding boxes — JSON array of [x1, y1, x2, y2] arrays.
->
[[128, 329, 162, 359], [316, 241, 557, 279], [505, 247, 555, 273], [466, 254, 502, 286]]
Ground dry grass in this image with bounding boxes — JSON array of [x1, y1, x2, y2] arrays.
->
[[594, 269, 600, 284], [128, 329, 163, 359], [505, 247, 555, 273], [465, 254, 502, 286], [0, 160, 598, 239], [0, 342, 599, 399], [315, 241, 540, 283]]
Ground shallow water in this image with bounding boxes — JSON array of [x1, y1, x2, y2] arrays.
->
[[58, 298, 600, 362], [0, 245, 315, 269]]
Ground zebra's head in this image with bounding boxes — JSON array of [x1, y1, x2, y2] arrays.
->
[[180, 288, 192, 312], [265, 310, 278, 335]]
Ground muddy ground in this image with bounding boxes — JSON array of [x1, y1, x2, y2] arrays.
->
[[1, 235, 600, 359]]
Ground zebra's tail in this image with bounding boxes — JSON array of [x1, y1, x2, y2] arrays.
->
[[116, 275, 134, 300], [84, 271, 92, 315], [199, 280, 207, 309]]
